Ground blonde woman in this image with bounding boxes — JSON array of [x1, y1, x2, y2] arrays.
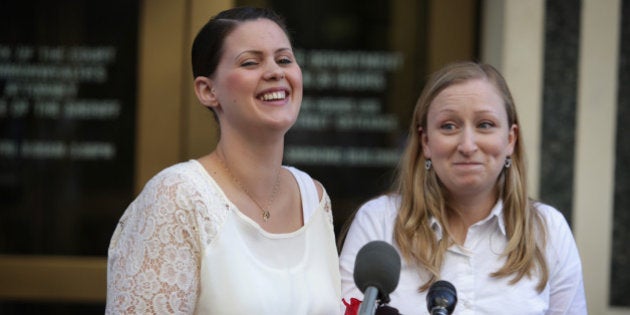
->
[[339, 61, 586, 314]]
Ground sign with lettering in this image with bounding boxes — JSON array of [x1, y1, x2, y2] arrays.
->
[[285, 48, 407, 230], [0, 1, 138, 255]]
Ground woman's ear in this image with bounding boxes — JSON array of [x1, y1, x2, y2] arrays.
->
[[506, 123, 518, 156], [194, 76, 219, 109], [419, 126, 431, 159]]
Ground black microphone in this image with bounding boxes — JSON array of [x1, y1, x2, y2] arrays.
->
[[354, 240, 402, 315], [426, 280, 457, 315]]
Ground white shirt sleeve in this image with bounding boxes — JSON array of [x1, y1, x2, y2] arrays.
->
[[539, 204, 588, 314], [106, 169, 202, 314], [338, 195, 398, 304]]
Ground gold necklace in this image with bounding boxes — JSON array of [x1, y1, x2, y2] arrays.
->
[[215, 153, 280, 222]]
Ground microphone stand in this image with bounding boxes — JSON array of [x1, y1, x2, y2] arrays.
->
[[357, 287, 378, 315]]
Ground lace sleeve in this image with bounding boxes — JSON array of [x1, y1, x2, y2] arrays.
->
[[106, 171, 203, 314], [321, 188, 334, 225]]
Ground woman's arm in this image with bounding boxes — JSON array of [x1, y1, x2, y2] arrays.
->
[[106, 172, 202, 314], [339, 196, 396, 305], [542, 205, 588, 314]]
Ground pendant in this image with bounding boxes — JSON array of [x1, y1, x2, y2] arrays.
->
[[262, 210, 270, 222]]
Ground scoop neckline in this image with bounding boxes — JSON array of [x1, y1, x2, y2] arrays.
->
[[189, 159, 317, 239]]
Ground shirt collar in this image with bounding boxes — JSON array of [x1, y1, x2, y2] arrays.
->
[[490, 199, 506, 235], [429, 199, 506, 240]]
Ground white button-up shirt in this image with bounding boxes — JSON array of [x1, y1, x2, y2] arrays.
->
[[339, 195, 587, 315]]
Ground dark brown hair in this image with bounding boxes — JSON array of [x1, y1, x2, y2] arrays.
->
[[191, 6, 290, 79]]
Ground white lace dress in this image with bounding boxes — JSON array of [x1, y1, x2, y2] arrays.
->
[[106, 160, 341, 314]]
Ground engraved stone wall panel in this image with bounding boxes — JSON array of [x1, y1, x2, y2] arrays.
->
[[540, 0, 581, 224]]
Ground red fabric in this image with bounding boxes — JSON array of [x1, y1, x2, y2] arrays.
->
[[343, 298, 362, 315]]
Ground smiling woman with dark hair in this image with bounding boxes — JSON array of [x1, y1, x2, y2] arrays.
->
[[106, 7, 341, 314]]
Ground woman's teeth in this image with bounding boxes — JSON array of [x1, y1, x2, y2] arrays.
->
[[260, 91, 286, 101]]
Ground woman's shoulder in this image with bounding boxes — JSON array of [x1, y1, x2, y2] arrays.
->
[[150, 159, 204, 181], [532, 201, 578, 254], [355, 194, 400, 220], [110, 161, 209, 250], [532, 202, 584, 281], [283, 165, 326, 200], [340, 194, 399, 249], [283, 165, 319, 187], [533, 202, 571, 230], [130, 160, 228, 242], [129, 159, 220, 217], [142, 160, 207, 192]]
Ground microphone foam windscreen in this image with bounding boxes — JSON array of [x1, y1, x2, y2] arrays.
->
[[353, 240, 402, 295]]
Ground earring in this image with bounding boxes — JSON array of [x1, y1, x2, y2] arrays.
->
[[425, 159, 432, 170], [505, 157, 512, 169]]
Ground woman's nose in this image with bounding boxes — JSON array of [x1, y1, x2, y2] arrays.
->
[[263, 64, 285, 80], [457, 128, 478, 155]]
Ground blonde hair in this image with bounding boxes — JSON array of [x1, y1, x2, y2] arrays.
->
[[393, 61, 548, 292]]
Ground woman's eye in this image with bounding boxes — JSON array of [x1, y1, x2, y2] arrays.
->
[[479, 121, 494, 129], [277, 57, 293, 65], [440, 123, 456, 130], [240, 60, 258, 67]]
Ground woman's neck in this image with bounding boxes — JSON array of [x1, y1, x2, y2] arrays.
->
[[446, 191, 498, 244], [214, 135, 284, 186], [209, 134, 303, 233]]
